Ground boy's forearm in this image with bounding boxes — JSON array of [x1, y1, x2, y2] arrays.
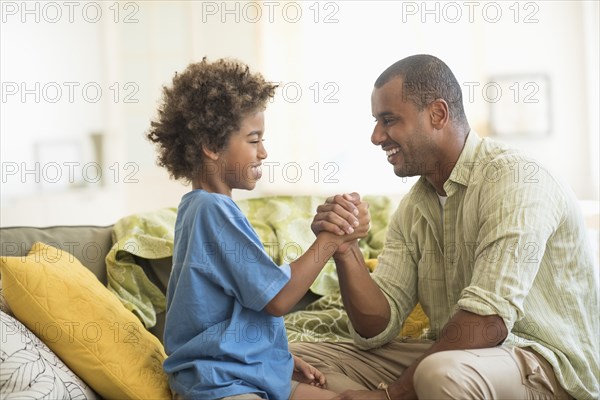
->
[[265, 233, 340, 316], [334, 244, 391, 338]]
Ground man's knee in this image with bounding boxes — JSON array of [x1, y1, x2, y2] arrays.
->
[[413, 349, 525, 399], [413, 352, 462, 398], [414, 350, 502, 399]]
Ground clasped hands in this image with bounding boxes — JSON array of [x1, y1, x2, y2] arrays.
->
[[312, 192, 371, 253]]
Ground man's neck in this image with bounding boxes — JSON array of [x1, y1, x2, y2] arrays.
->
[[425, 128, 470, 196]]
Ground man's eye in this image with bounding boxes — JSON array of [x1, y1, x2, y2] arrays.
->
[[374, 118, 393, 126]]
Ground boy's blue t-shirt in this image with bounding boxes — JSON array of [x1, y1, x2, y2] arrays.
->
[[163, 190, 293, 399]]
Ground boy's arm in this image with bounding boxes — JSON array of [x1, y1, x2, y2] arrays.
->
[[264, 200, 370, 317]]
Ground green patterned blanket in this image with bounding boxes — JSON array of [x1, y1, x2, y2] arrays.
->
[[105, 208, 176, 328], [238, 195, 394, 295], [105, 195, 397, 331]]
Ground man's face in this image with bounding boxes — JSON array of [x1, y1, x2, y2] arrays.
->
[[371, 77, 438, 178]]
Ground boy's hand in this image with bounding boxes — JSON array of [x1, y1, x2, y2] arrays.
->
[[292, 355, 327, 388], [312, 193, 362, 237], [312, 193, 370, 253]]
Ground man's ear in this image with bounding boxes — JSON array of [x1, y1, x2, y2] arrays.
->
[[202, 146, 220, 161], [429, 99, 449, 129]]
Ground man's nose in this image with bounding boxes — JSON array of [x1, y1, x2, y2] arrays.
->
[[371, 123, 386, 145]]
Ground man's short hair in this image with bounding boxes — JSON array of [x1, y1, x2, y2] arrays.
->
[[375, 54, 468, 126]]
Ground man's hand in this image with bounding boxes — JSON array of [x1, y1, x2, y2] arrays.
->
[[312, 193, 370, 253]]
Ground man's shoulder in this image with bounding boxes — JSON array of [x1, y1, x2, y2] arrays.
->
[[469, 137, 561, 188], [476, 137, 535, 165]]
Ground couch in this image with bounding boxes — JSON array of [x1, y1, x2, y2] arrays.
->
[[1, 195, 430, 399], [2, 195, 597, 399]]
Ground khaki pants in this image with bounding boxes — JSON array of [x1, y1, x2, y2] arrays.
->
[[290, 339, 572, 399]]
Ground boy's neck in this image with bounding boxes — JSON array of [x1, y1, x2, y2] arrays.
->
[[191, 180, 232, 197]]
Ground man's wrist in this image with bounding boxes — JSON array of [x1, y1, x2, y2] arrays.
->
[[333, 240, 362, 261]]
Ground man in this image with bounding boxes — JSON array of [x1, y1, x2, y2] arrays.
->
[[292, 54, 599, 399]]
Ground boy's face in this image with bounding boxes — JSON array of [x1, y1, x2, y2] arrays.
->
[[217, 111, 267, 193]]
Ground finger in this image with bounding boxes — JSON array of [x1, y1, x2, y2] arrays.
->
[[317, 199, 358, 218], [325, 194, 359, 216], [344, 192, 362, 205], [312, 219, 346, 236], [311, 368, 325, 385], [313, 204, 358, 230], [317, 372, 326, 386], [356, 202, 371, 225], [328, 203, 360, 227], [312, 208, 348, 235], [313, 207, 359, 234]]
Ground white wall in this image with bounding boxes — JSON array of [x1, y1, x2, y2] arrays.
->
[[1, 0, 598, 226]]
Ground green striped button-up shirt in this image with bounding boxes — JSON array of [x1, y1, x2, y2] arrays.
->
[[353, 131, 599, 399]]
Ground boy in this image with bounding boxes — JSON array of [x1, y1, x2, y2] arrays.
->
[[147, 58, 368, 399]]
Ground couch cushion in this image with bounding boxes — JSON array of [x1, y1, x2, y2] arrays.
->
[[0, 242, 171, 400], [0, 225, 113, 284]]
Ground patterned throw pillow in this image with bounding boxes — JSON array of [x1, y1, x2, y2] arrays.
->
[[0, 310, 99, 399]]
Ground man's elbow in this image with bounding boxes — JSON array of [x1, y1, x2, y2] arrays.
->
[[491, 315, 509, 345], [476, 313, 509, 346]]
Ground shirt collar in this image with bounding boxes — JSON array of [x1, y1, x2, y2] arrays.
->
[[443, 130, 482, 195], [411, 130, 482, 200]]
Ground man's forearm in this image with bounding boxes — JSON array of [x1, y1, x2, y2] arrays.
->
[[334, 244, 391, 338]]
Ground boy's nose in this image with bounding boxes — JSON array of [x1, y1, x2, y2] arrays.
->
[[258, 142, 268, 159]]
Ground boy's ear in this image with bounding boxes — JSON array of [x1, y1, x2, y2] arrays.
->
[[202, 146, 220, 161]]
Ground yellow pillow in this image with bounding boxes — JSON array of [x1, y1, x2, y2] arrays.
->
[[400, 303, 429, 338], [0, 242, 171, 400], [365, 259, 429, 338]]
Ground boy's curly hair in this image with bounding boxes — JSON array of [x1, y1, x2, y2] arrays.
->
[[147, 57, 278, 182]]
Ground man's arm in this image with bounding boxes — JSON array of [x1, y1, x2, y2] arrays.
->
[[311, 193, 392, 338], [333, 243, 391, 338], [266, 199, 370, 317]]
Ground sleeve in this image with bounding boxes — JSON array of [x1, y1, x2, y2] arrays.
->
[[191, 199, 291, 312], [457, 156, 564, 332], [349, 200, 419, 349]]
